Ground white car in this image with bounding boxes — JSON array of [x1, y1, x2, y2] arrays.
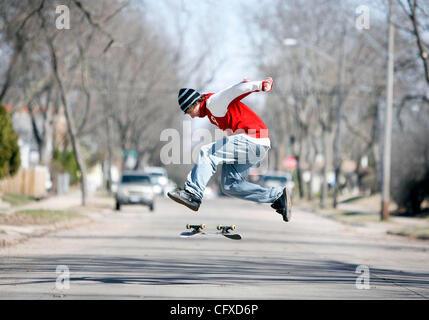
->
[[115, 172, 155, 211], [261, 172, 295, 197], [143, 166, 169, 196]]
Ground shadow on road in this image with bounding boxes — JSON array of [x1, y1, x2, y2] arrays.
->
[[1, 254, 429, 292]]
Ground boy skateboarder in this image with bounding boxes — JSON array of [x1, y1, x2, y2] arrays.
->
[[167, 77, 292, 222]]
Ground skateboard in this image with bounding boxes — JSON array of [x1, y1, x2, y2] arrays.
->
[[180, 224, 242, 240]]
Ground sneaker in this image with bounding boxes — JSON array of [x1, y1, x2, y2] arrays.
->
[[271, 187, 292, 222], [270, 198, 283, 212], [167, 189, 201, 211]]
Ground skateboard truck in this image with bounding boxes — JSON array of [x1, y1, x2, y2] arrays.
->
[[186, 224, 206, 232], [216, 225, 236, 233]]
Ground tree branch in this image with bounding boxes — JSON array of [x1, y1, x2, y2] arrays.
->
[[72, 0, 115, 53], [407, 0, 429, 85]]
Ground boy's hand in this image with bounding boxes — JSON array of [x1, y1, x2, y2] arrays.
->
[[262, 77, 273, 92]]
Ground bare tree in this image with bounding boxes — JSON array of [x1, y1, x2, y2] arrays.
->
[[0, 0, 46, 101], [37, 0, 124, 205], [244, 0, 401, 209]]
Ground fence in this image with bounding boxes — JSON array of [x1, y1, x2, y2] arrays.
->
[[0, 166, 48, 199]]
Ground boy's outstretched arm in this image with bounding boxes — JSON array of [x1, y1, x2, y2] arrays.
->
[[206, 77, 273, 117]]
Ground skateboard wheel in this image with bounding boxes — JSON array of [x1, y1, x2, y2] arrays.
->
[[201, 224, 206, 230], [186, 224, 191, 229], [216, 225, 222, 231], [231, 225, 236, 231]]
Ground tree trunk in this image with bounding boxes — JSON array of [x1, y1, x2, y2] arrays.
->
[[290, 135, 305, 198], [308, 163, 315, 201], [48, 39, 88, 206], [277, 139, 286, 171], [295, 154, 305, 199], [0, 43, 23, 102], [39, 88, 54, 166], [272, 144, 279, 171], [61, 92, 88, 205], [320, 129, 330, 209], [105, 116, 114, 192], [333, 26, 346, 208]]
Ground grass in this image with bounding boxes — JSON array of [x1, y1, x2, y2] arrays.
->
[[392, 208, 429, 220], [324, 210, 384, 226], [325, 208, 429, 240], [1, 193, 34, 206], [15, 210, 84, 223], [297, 193, 429, 240], [0, 209, 85, 226], [94, 189, 114, 198]]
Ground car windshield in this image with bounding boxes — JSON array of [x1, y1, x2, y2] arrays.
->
[[121, 175, 151, 184], [149, 172, 164, 182], [264, 176, 287, 182]]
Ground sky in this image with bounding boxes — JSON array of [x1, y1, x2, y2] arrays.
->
[[137, 0, 261, 91], [133, 0, 266, 130], [134, 0, 393, 102], [129, 0, 418, 130]]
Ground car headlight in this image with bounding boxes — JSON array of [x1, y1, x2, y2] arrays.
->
[[159, 177, 168, 185], [153, 185, 162, 194]]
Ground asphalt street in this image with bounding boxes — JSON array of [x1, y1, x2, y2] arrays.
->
[[1, 196, 429, 299]]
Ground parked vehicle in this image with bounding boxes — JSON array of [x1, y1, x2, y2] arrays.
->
[[115, 171, 155, 211], [143, 166, 169, 196], [260, 171, 295, 197]]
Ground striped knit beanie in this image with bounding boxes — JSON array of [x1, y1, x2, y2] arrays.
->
[[178, 88, 201, 113]]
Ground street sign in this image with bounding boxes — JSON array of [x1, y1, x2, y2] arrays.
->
[[122, 150, 137, 157]]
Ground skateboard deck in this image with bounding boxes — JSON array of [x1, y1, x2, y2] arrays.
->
[[180, 224, 242, 240]]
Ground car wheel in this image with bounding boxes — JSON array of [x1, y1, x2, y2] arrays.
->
[[115, 201, 121, 211], [149, 203, 154, 212]]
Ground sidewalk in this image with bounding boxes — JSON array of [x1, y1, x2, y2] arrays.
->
[[296, 194, 429, 241], [0, 191, 92, 248], [4, 190, 82, 214]]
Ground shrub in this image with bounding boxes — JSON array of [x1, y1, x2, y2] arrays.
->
[[0, 103, 20, 179], [391, 108, 429, 214], [53, 148, 80, 185]]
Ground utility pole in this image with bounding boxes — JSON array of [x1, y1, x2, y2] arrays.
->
[[381, 0, 395, 220]]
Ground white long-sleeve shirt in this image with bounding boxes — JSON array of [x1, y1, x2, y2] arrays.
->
[[199, 80, 271, 148]]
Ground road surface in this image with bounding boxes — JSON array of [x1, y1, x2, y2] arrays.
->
[[1, 196, 429, 299]]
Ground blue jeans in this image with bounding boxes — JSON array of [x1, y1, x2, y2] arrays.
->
[[184, 135, 283, 203]]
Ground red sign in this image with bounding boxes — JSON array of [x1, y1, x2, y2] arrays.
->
[[283, 156, 298, 170]]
